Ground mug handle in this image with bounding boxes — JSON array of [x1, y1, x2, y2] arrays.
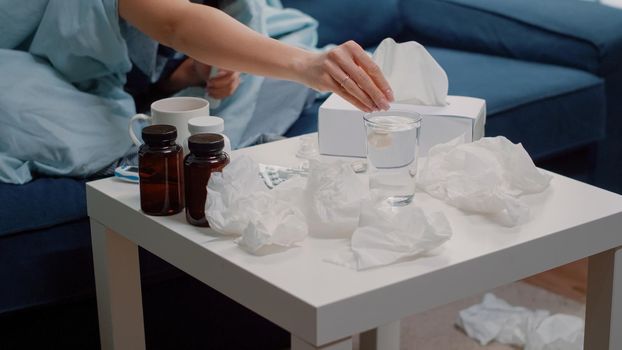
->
[[129, 114, 152, 146]]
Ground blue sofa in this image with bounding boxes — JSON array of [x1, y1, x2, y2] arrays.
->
[[2, 0, 622, 347]]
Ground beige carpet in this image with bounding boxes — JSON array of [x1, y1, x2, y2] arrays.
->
[[351, 281, 585, 350]]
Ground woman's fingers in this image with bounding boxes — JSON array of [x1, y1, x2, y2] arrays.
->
[[301, 41, 392, 112], [330, 41, 392, 110], [208, 87, 232, 99], [330, 42, 390, 109], [348, 44, 394, 102], [208, 73, 240, 88], [207, 73, 240, 98], [325, 79, 373, 113], [324, 56, 376, 111], [212, 69, 235, 79], [213, 70, 228, 78]]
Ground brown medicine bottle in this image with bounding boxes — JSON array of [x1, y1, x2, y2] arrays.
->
[[139, 125, 184, 216], [184, 133, 230, 227]]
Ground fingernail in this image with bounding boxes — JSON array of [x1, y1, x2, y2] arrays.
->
[[380, 99, 391, 110], [385, 88, 395, 102]]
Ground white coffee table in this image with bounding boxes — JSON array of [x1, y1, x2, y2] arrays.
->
[[87, 135, 622, 350]]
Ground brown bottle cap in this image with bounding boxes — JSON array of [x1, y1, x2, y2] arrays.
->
[[188, 133, 225, 154], [142, 125, 177, 145]]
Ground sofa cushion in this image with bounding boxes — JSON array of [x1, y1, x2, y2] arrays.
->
[[281, 0, 403, 47], [428, 47, 607, 158], [400, 0, 622, 76], [0, 219, 181, 314], [0, 177, 87, 236]]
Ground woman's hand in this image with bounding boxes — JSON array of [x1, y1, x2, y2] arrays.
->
[[191, 60, 241, 99], [300, 41, 394, 112], [120, 0, 390, 111], [160, 58, 241, 98]]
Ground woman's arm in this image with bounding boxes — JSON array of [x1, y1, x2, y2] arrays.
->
[[118, 0, 393, 112]]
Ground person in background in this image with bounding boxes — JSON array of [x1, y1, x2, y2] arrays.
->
[[120, 0, 392, 111], [0, 0, 392, 184]]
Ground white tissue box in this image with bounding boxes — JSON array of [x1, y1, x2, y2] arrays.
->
[[318, 94, 486, 157]]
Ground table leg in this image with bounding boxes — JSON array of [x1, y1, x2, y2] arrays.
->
[[291, 335, 353, 350], [90, 219, 146, 350], [585, 247, 622, 350], [359, 321, 401, 350]]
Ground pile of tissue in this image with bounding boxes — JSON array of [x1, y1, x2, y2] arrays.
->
[[205, 134, 551, 266], [205, 156, 308, 254], [457, 293, 584, 350], [206, 155, 451, 268], [418, 136, 552, 226]]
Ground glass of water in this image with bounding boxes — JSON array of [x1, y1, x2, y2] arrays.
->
[[364, 110, 422, 206]]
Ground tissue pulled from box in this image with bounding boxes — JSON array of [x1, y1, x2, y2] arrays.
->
[[372, 38, 448, 106], [418, 136, 552, 226], [325, 199, 452, 270], [457, 293, 584, 350], [304, 160, 367, 238], [206, 156, 307, 254]]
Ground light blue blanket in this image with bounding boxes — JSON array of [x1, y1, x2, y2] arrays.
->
[[1, 0, 135, 184], [185, 0, 320, 148], [0, 0, 319, 184]]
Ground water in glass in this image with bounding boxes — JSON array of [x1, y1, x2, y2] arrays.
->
[[365, 111, 421, 206]]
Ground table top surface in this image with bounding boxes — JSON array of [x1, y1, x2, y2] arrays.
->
[[87, 135, 622, 345]]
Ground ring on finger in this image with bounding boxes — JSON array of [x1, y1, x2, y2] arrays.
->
[[340, 75, 351, 87]]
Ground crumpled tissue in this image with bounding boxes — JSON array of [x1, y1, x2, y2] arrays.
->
[[304, 160, 367, 238], [418, 136, 552, 226], [372, 38, 448, 106], [457, 293, 584, 350], [207, 156, 454, 267], [206, 156, 308, 254], [325, 199, 452, 270]]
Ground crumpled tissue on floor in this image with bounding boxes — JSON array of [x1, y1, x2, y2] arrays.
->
[[457, 293, 584, 350]]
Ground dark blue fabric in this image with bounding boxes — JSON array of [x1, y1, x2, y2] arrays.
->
[[285, 97, 326, 137], [281, 0, 404, 47], [285, 48, 607, 159], [428, 47, 604, 114], [0, 220, 93, 313], [0, 219, 180, 314], [487, 86, 606, 159], [428, 47, 607, 158], [0, 178, 86, 237], [596, 66, 622, 195], [399, 0, 622, 75]]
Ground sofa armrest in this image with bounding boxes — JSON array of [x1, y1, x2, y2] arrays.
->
[[399, 0, 622, 75]]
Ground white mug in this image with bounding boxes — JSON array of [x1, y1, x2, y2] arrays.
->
[[129, 97, 210, 150]]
